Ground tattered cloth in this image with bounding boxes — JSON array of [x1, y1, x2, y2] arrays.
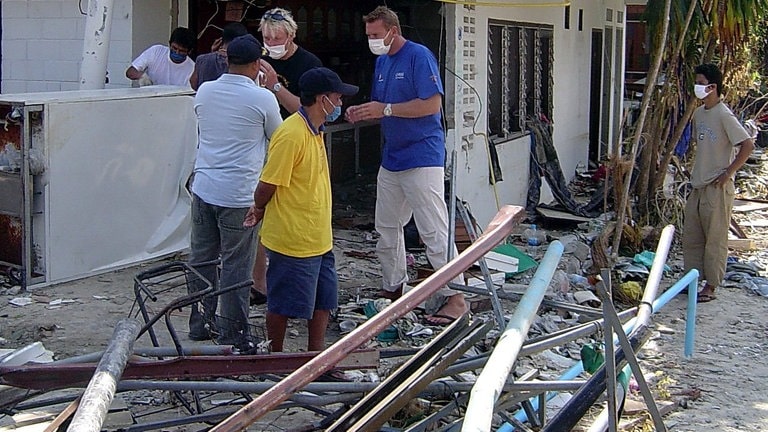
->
[[526, 117, 604, 218]]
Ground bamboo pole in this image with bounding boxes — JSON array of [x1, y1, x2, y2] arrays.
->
[[611, 0, 673, 259]]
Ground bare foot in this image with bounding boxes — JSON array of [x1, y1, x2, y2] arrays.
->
[[424, 294, 469, 326]]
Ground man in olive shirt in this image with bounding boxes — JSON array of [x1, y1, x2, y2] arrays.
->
[[683, 63, 754, 302]]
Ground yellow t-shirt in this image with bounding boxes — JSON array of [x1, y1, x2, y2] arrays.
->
[[260, 110, 332, 258]]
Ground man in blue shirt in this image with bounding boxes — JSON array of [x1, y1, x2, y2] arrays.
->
[[346, 6, 467, 325]]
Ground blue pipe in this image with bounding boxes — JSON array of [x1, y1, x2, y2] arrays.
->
[[498, 269, 700, 430]]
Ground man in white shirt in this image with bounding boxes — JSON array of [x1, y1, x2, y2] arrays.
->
[[188, 34, 282, 346], [126, 27, 196, 87]]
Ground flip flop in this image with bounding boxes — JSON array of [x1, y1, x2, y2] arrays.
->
[[316, 369, 352, 382], [423, 313, 461, 327], [697, 293, 717, 303]]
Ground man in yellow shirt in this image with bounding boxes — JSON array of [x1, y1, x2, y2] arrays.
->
[[243, 67, 358, 352]]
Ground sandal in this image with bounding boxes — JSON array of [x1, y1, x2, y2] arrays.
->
[[697, 293, 717, 303]]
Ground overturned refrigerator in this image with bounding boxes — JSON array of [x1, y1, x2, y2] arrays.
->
[[0, 86, 197, 288]]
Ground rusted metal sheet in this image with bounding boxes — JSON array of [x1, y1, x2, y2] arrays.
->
[[0, 105, 23, 265], [209, 205, 526, 432], [0, 349, 379, 390]]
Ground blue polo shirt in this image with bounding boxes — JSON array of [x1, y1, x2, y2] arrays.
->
[[370, 41, 445, 171]]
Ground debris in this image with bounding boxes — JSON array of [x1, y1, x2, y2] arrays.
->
[[48, 298, 77, 306], [573, 290, 600, 307], [483, 251, 520, 273], [9, 297, 33, 307], [618, 281, 643, 301]]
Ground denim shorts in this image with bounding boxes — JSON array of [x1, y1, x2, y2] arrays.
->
[[266, 249, 338, 320]]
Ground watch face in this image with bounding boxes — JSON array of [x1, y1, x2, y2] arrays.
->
[[273, 83, 282, 92]]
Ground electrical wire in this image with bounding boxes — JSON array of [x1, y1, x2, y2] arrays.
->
[[435, 0, 570, 7], [197, 0, 220, 39]]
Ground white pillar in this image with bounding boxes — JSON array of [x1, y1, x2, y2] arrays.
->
[[79, 0, 115, 90]]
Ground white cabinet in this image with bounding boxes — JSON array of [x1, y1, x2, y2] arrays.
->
[[0, 87, 196, 288]]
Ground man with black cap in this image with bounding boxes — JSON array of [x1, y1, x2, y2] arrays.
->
[[243, 67, 358, 353], [188, 34, 282, 347]]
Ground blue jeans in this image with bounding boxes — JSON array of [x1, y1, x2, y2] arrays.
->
[[189, 194, 256, 344]]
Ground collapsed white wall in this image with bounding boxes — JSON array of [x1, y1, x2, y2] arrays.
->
[[445, 0, 626, 227], [1, 0, 187, 94]]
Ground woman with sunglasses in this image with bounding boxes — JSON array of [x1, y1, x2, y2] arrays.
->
[[258, 7, 322, 117]]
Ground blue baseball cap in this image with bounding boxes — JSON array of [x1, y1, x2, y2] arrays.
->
[[227, 34, 264, 65], [299, 67, 359, 97]]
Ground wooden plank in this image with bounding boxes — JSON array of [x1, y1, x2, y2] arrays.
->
[[733, 199, 768, 212], [536, 206, 593, 223], [728, 238, 756, 250], [730, 217, 748, 239], [43, 396, 81, 432]]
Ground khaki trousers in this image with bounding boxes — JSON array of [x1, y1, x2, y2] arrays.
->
[[682, 181, 734, 287], [375, 167, 462, 298]]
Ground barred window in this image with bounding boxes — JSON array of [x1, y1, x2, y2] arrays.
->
[[488, 21, 553, 140]]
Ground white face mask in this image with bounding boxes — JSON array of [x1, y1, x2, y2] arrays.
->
[[266, 43, 288, 59], [368, 29, 392, 56], [694, 84, 712, 100]]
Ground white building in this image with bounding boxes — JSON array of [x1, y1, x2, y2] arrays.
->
[[1, 0, 629, 227]]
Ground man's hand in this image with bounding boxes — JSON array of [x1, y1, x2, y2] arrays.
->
[[244, 206, 265, 227], [713, 171, 730, 188], [345, 102, 385, 123], [259, 61, 279, 89], [211, 37, 223, 52]]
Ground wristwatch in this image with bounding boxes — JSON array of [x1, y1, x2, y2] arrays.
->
[[272, 82, 282, 93], [383, 103, 393, 117]]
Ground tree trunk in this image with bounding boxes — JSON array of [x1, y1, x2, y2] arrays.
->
[[611, 0, 673, 258]]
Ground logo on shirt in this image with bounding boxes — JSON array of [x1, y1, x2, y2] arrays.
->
[[696, 122, 717, 142], [377, 74, 384, 83], [395, 72, 405, 80]]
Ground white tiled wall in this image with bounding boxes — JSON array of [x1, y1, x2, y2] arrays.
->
[[1, 0, 169, 94]]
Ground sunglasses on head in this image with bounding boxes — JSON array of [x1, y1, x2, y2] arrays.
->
[[263, 11, 287, 21]]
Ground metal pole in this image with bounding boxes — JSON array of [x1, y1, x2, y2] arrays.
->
[[461, 241, 564, 432], [118, 379, 585, 395], [66, 318, 141, 432], [596, 281, 667, 432], [210, 206, 526, 431], [441, 307, 637, 377], [79, 0, 115, 89], [635, 225, 675, 325], [53, 345, 234, 365], [600, 270, 618, 432], [642, 269, 699, 358]]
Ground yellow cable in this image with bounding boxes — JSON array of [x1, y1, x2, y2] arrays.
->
[[435, 0, 570, 7]]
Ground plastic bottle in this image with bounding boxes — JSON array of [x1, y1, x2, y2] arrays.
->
[[522, 224, 546, 255], [569, 273, 590, 288]]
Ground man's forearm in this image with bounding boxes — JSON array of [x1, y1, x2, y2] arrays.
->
[[389, 93, 441, 118], [726, 138, 755, 176], [253, 181, 278, 209], [276, 91, 300, 114]]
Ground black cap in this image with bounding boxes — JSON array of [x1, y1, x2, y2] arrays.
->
[[299, 67, 359, 97], [227, 34, 264, 65]]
